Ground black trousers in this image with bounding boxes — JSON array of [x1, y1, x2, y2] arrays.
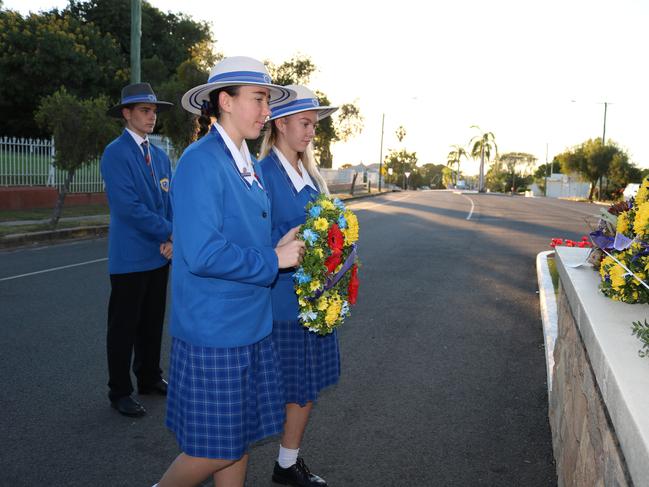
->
[[107, 264, 169, 401]]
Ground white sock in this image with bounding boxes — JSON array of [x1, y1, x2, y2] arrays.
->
[[278, 444, 299, 468]]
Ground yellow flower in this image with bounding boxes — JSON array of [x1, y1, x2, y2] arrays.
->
[[316, 297, 328, 311], [314, 248, 324, 258], [320, 199, 334, 210], [342, 210, 359, 244], [325, 295, 342, 326], [298, 298, 308, 306], [609, 264, 626, 290], [296, 288, 302, 295], [636, 177, 649, 205], [313, 218, 329, 232], [633, 201, 649, 238], [616, 211, 631, 236], [310, 280, 321, 292]]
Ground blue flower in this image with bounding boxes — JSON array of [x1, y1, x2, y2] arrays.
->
[[302, 228, 318, 246], [294, 268, 311, 284], [337, 215, 347, 229], [333, 198, 346, 211], [309, 205, 322, 218]]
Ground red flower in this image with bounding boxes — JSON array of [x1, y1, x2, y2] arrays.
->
[[348, 264, 359, 305], [324, 251, 342, 273], [327, 224, 344, 253]]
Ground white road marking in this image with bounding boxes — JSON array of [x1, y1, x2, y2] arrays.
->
[[454, 193, 475, 220], [0, 257, 107, 282]]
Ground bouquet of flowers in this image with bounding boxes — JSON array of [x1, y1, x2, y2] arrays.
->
[[294, 194, 360, 335], [591, 175, 649, 304]]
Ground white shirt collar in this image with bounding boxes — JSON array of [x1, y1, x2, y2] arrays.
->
[[272, 146, 317, 193], [125, 128, 148, 153], [213, 122, 259, 187]]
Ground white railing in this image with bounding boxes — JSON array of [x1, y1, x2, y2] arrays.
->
[[0, 135, 178, 193]]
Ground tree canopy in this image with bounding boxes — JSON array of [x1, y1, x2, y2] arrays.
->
[[555, 138, 633, 200], [0, 0, 214, 137], [35, 87, 120, 224], [265, 56, 363, 168]]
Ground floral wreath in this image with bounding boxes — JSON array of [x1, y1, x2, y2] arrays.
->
[[294, 194, 360, 335]]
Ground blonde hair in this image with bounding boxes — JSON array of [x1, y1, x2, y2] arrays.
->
[[259, 121, 330, 195]]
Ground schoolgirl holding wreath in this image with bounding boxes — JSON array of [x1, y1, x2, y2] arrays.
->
[[259, 85, 341, 487], [154, 57, 304, 487]]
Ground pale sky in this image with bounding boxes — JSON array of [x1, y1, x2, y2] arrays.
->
[[5, 0, 649, 174]]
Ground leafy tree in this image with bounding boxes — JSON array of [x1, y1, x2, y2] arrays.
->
[[442, 166, 455, 188], [534, 158, 562, 179], [267, 55, 316, 86], [384, 148, 418, 188], [497, 152, 537, 192], [469, 126, 497, 192], [35, 88, 120, 225], [606, 151, 641, 199], [533, 158, 562, 194], [0, 9, 125, 136], [157, 57, 218, 154], [66, 0, 214, 79], [417, 163, 446, 189], [395, 126, 406, 143], [265, 55, 363, 168], [447, 144, 468, 185], [556, 138, 629, 201]]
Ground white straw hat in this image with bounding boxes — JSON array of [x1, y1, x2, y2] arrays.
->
[[269, 85, 338, 121], [181, 56, 296, 115]]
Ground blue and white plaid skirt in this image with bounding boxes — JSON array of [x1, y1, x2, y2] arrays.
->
[[272, 320, 340, 406], [165, 335, 285, 460]]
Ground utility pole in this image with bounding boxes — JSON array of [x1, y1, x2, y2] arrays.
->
[[378, 113, 385, 192], [130, 0, 142, 83], [598, 101, 610, 199]]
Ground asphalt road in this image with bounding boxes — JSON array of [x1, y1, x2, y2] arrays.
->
[[0, 191, 600, 486]]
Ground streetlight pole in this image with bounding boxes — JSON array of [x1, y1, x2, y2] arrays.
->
[[378, 113, 385, 192], [130, 0, 142, 83]]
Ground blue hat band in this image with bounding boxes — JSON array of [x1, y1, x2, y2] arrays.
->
[[208, 70, 272, 84], [121, 94, 158, 104], [271, 98, 320, 118]]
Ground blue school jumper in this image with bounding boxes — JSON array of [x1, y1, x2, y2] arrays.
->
[[166, 127, 284, 459], [260, 150, 340, 406], [100, 130, 172, 274]]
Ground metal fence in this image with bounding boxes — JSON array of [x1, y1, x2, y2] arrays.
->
[[0, 134, 177, 193]]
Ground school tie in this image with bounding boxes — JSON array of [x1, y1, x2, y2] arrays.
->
[[141, 140, 156, 183], [141, 140, 151, 165]]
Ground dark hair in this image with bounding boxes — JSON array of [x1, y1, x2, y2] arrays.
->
[[196, 86, 240, 138]]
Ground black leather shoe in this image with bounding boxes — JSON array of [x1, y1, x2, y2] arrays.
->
[[139, 379, 168, 396], [111, 396, 146, 417], [272, 458, 327, 487]]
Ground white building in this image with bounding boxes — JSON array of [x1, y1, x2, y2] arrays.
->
[[529, 173, 591, 199]]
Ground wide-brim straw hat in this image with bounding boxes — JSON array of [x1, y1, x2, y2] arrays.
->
[[269, 85, 338, 121], [181, 56, 296, 115], [107, 82, 173, 118]]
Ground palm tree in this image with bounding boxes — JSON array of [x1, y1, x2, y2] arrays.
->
[[447, 144, 468, 186], [469, 126, 498, 192]]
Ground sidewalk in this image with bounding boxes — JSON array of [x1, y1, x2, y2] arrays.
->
[[0, 189, 394, 250]]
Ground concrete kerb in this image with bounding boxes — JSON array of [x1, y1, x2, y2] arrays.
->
[[0, 225, 109, 250], [536, 250, 558, 394], [0, 190, 395, 250]]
